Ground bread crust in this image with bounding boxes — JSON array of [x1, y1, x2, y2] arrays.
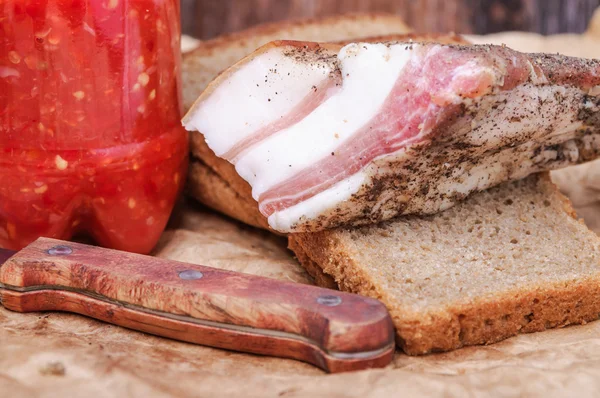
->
[[288, 238, 337, 290], [189, 134, 257, 211], [187, 160, 269, 231], [288, 174, 600, 355], [183, 13, 411, 58], [335, 32, 470, 45]]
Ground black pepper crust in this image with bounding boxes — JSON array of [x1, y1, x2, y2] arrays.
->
[[281, 42, 340, 77], [580, 95, 600, 126], [288, 86, 600, 232], [528, 53, 600, 89]]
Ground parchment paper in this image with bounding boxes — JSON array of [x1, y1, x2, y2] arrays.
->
[[2, 10, 600, 397]]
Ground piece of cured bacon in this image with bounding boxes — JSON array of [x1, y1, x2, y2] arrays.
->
[[184, 40, 600, 232]]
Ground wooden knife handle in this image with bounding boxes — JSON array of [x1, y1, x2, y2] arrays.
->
[[0, 237, 394, 373]]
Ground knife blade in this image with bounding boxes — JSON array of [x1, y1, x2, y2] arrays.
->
[[0, 237, 395, 373]]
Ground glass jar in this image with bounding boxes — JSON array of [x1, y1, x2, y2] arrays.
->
[[0, 0, 188, 254]]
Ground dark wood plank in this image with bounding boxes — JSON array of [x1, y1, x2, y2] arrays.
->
[[182, 0, 600, 39]]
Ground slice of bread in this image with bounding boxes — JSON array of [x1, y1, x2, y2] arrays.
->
[[288, 173, 600, 355], [188, 159, 270, 231]]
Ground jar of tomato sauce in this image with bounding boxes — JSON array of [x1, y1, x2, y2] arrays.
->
[[0, 0, 188, 254]]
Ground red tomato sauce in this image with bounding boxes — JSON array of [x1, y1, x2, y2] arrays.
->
[[0, 0, 188, 254]]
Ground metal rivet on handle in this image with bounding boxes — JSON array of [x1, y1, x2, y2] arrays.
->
[[317, 295, 342, 306], [47, 245, 73, 256], [178, 270, 203, 280]]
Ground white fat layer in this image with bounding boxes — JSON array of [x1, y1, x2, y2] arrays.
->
[[267, 172, 366, 231], [185, 52, 334, 155], [236, 43, 414, 198]]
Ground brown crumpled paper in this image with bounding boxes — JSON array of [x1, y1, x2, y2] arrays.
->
[[2, 10, 600, 397]]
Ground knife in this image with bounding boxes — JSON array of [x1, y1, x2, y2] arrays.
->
[[0, 237, 395, 373]]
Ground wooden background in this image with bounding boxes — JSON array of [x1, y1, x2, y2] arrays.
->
[[181, 0, 600, 39]]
